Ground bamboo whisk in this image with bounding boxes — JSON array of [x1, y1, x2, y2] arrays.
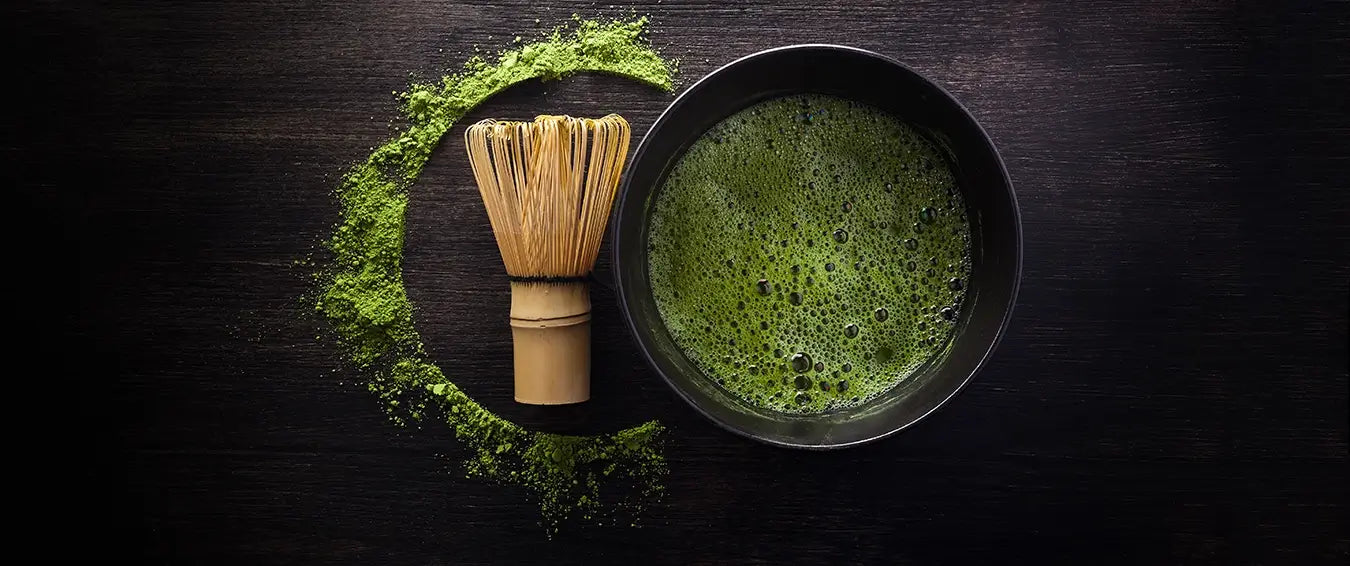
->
[[464, 114, 631, 405]]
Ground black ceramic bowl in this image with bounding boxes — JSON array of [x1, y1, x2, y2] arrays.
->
[[612, 45, 1021, 449]]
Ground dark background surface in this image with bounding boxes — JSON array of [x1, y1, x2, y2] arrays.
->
[[10, 0, 1348, 563]]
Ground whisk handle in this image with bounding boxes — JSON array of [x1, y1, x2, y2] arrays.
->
[[508, 281, 591, 405]]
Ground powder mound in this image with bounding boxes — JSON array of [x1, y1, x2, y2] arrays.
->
[[313, 17, 674, 531]]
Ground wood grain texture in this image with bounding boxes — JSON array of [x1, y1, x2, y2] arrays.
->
[[9, 0, 1348, 563]]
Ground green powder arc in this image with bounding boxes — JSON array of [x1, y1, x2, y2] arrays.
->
[[313, 18, 674, 529]]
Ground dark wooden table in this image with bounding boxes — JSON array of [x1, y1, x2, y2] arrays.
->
[[13, 0, 1348, 563]]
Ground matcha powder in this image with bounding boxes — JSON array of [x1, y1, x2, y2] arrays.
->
[[313, 17, 674, 530]]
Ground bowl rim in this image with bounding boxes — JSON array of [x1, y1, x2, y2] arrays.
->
[[612, 43, 1023, 449]]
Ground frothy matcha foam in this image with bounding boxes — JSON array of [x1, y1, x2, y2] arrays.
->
[[647, 94, 971, 414]]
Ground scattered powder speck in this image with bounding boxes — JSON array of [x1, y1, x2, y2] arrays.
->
[[312, 17, 675, 530]]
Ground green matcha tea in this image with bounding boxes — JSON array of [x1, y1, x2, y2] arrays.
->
[[646, 94, 970, 415]]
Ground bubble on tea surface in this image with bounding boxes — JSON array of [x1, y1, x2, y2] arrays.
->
[[790, 352, 813, 373]]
